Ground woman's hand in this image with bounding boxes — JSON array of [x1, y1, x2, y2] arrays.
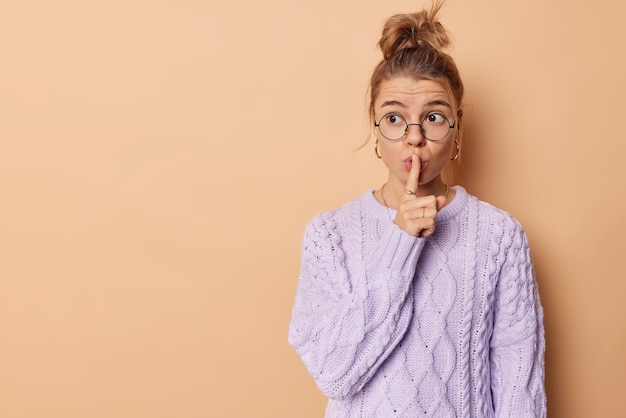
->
[[394, 155, 447, 238]]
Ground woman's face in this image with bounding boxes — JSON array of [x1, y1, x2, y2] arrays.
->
[[373, 77, 458, 191]]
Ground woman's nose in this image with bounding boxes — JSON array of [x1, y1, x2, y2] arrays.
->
[[405, 123, 426, 147]]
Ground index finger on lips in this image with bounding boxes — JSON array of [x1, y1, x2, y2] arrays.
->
[[405, 155, 420, 196]]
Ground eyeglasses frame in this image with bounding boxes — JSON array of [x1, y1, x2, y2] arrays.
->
[[374, 112, 457, 142]]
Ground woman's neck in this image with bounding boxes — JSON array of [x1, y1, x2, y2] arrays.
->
[[378, 177, 448, 209]]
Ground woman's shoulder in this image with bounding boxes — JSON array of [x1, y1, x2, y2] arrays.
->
[[308, 190, 378, 222], [459, 187, 528, 240], [303, 190, 381, 235], [299, 192, 376, 259]]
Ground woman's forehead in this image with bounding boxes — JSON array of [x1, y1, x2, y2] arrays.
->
[[376, 78, 453, 108]]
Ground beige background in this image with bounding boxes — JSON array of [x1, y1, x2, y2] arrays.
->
[[1, 0, 625, 417]]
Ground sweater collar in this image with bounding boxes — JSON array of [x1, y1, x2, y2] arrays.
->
[[363, 186, 468, 223]]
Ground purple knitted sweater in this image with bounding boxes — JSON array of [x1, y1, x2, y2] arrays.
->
[[288, 186, 545, 417]]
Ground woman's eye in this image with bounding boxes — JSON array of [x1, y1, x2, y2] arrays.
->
[[426, 113, 446, 124], [385, 113, 404, 125]]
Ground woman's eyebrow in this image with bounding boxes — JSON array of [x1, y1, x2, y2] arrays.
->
[[424, 100, 452, 108]]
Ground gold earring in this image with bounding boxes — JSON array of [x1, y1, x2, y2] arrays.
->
[[450, 139, 460, 161], [374, 140, 382, 159]]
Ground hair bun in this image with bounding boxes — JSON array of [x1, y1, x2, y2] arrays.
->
[[378, 3, 449, 60]]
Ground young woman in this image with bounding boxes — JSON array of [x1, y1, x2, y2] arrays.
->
[[288, 3, 546, 417]]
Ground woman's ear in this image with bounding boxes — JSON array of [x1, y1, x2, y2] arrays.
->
[[456, 108, 463, 138]]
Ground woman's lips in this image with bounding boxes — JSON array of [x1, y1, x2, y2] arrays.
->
[[404, 156, 426, 171]]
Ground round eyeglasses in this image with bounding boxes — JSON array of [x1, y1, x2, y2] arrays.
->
[[374, 112, 456, 142]]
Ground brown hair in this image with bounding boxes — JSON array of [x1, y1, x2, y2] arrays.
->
[[369, 1, 464, 124]]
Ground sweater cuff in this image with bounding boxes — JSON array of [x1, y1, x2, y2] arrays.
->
[[372, 225, 425, 277]]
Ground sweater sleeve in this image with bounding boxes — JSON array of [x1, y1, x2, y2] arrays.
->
[[288, 212, 425, 400], [490, 224, 546, 418]]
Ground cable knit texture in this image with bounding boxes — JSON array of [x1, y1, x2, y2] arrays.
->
[[288, 186, 545, 417]]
